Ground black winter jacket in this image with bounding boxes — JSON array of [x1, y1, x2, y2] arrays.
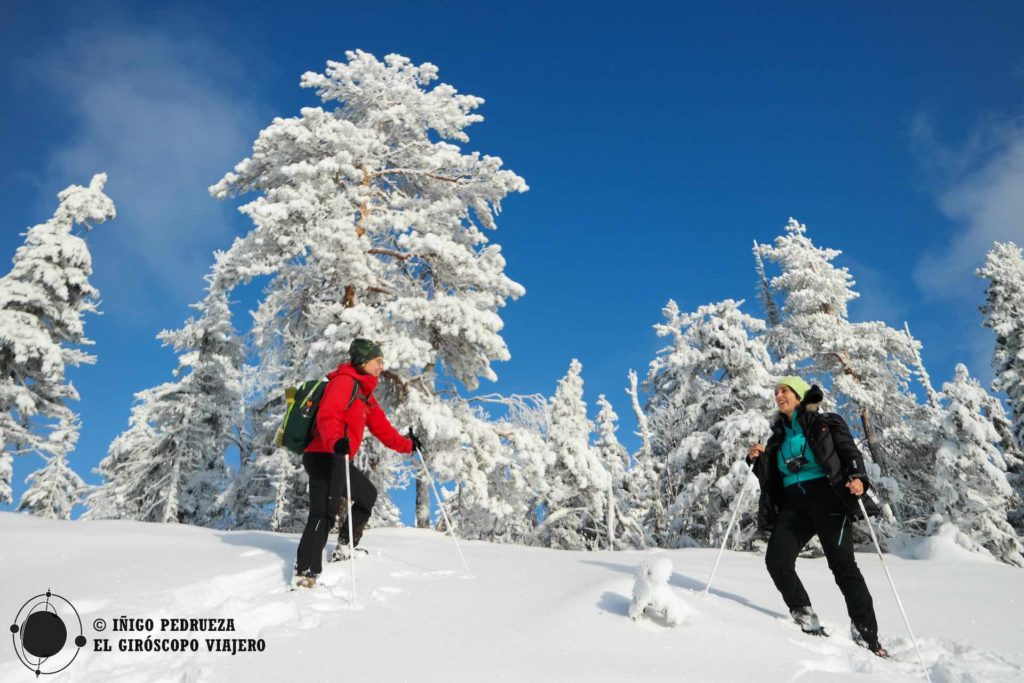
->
[[746, 385, 880, 530]]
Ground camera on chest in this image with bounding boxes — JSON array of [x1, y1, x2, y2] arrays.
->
[[785, 455, 808, 473]]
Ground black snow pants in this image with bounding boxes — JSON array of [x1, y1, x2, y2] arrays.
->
[[295, 452, 378, 576], [764, 478, 878, 639]]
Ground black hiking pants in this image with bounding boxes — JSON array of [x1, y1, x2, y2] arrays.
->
[[295, 452, 378, 576], [764, 478, 877, 639]]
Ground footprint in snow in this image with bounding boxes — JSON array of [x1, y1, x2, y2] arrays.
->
[[797, 634, 1023, 682], [388, 569, 459, 579], [369, 586, 404, 602]]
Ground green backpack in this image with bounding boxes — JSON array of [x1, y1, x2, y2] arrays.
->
[[275, 378, 361, 454]]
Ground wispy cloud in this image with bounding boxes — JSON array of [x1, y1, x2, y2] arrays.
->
[[843, 255, 910, 326], [911, 111, 1024, 301], [909, 108, 1024, 387], [22, 27, 266, 324]]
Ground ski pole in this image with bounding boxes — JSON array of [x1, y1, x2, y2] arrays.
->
[[857, 498, 930, 682], [344, 455, 358, 609], [703, 460, 755, 596], [414, 445, 472, 578]]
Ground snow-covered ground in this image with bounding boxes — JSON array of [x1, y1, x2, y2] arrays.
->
[[1, 512, 1021, 682]]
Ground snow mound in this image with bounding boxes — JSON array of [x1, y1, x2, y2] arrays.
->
[[889, 523, 998, 563]]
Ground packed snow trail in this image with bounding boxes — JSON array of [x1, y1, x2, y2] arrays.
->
[[1, 513, 1020, 682]]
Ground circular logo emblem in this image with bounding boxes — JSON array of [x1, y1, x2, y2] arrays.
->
[[10, 590, 86, 677]]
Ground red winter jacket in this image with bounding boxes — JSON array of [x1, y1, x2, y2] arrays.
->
[[305, 363, 413, 459]]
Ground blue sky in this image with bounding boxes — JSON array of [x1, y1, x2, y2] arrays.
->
[[2, 1, 1023, 523]]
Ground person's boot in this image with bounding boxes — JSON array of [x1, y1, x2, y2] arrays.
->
[[329, 522, 367, 562], [791, 606, 828, 636], [293, 570, 317, 589], [329, 541, 369, 561], [851, 622, 889, 657], [331, 542, 353, 561]]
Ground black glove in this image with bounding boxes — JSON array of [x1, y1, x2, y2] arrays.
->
[[407, 428, 423, 453], [333, 437, 350, 456]]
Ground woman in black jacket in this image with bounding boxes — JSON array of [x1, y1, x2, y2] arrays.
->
[[747, 376, 887, 657]]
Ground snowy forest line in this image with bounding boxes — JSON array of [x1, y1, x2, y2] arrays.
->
[[2, 50, 1022, 567]]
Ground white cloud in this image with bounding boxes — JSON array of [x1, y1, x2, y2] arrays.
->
[[24, 28, 266, 324], [912, 112, 1024, 300], [843, 255, 909, 326]]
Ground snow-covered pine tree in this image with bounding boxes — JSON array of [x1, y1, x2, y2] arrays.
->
[[157, 282, 245, 526], [594, 394, 642, 549], [216, 281, 315, 531], [16, 453, 85, 520], [877, 403, 940, 533], [86, 381, 180, 522], [930, 364, 1024, 567], [0, 453, 10, 507], [979, 241, 1024, 453], [536, 360, 611, 550], [644, 299, 774, 548], [876, 325, 943, 531], [423, 395, 538, 542], [210, 51, 526, 531], [757, 218, 916, 531], [978, 390, 1024, 533], [491, 429, 551, 543], [0, 174, 115, 504], [86, 282, 244, 525], [639, 304, 704, 549], [624, 369, 663, 547], [962, 253, 1024, 528], [81, 405, 156, 520], [752, 240, 781, 328]]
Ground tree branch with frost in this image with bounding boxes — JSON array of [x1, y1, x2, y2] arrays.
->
[[368, 248, 412, 260], [752, 240, 780, 327], [903, 321, 939, 408], [371, 168, 470, 185], [468, 392, 550, 434], [626, 370, 651, 457]]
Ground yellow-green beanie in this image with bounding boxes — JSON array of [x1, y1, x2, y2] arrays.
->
[[777, 376, 811, 401]]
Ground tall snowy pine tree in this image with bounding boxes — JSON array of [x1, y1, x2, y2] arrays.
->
[[594, 394, 642, 549], [87, 281, 243, 525], [0, 173, 115, 506], [930, 364, 1024, 567], [536, 360, 611, 550], [978, 242, 1024, 494], [210, 51, 526, 531], [17, 453, 85, 520], [644, 299, 774, 548]]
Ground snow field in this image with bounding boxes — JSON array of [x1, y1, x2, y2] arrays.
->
[[1, 513, 1021, 682]]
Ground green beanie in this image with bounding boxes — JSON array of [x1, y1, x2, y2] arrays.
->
[[349, 338, 383, 368], [776, 375, 811, 401]]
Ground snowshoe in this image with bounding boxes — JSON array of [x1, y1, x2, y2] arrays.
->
[[790, 606, 828, 637], [850, 623, 888, 658], [292, 571, 318, 590], [329, 543, 369, 562]]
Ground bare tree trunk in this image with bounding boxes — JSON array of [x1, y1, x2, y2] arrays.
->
[[859, 408, 884, 470], [414, 361, 435, 529], [416, 476, 430, 528], [607, 483, 616, 550]]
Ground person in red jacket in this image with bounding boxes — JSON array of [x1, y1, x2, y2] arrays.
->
[[294, 338, 421, 588]]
